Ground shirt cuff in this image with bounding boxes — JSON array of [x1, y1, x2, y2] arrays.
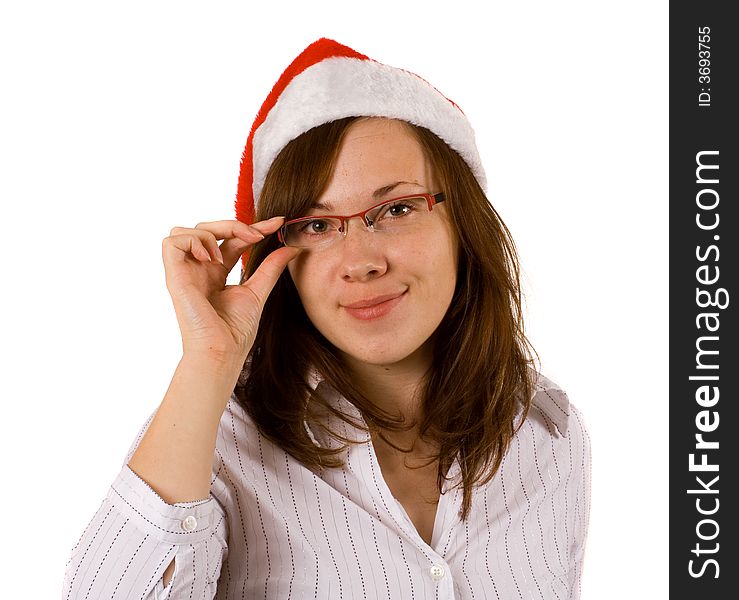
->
[[107, 464, 222, 545]]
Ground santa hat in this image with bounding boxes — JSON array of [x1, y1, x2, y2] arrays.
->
[[235, 37, 486, 236]]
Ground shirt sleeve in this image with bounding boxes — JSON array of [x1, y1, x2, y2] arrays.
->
[[61, 414, 228, 600], [567, 403, 592, 600]]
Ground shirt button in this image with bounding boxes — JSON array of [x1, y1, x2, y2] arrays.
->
[[181, 515, 198, 532], [428, 564, 445, 581]]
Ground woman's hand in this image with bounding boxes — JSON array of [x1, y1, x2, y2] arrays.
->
[[162, 217, 300, 365]]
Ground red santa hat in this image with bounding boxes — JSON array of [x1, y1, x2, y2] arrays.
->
[[235, 37, 486, 230]]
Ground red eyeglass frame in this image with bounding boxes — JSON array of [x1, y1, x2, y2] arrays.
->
[[277, 192, 446, 245]]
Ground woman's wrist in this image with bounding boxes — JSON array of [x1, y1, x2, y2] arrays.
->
[[180, 348, 247, 378], [169, 352, 246, 416]]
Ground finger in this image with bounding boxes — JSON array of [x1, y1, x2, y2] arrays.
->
[[163, 233, 214, 265], [249, 216, 285, 237], [193, 217, 284, 244], [205, 217, 288, 271], [241, 246, 302, 306], [166, 229, 223, 264], [218, 236, 253, 272]]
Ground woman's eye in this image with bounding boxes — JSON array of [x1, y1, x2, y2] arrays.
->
[[299, 220, 330, 234], [385, 203, 413, 217], [387, 204, 411, 217]]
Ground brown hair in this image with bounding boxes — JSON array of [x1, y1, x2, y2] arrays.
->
[[236, 117, 538, 521]]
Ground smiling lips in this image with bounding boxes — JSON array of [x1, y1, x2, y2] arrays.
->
[[341, 290, 407, 321]]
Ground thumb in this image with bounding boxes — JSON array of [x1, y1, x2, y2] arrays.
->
[[241, 246, 302, 306]]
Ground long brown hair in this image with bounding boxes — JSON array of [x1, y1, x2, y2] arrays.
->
[[236, 117, 537, 520]]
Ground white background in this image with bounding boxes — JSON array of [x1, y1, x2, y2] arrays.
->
[[0, 1, 667, 597]]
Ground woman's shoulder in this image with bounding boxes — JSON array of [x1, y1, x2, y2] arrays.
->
[[520, 371, 591, 490]]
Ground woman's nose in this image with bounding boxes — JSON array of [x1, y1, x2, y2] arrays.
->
[[338, 220, 388, 282]]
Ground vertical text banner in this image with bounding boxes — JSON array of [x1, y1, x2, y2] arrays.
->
[[670, 3, 737, 597]]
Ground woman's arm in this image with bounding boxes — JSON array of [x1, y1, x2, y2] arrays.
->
[[128, 353, 241, 505], [61, 361, 231, 600], [127, 218, 296, 587], [62, 352, 237, 597], [127, 352, 241, 589], [63, 218, 299, 597]]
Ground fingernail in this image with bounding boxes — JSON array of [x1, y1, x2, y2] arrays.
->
[[249, 226, 265, 239], [215, 247, 224, 264]]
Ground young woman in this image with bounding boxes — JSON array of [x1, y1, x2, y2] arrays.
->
[[63, 38, 590, 599]]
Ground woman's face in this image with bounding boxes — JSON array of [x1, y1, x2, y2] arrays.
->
[[288, 118, 459, 369]]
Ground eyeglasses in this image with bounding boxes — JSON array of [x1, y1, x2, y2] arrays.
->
[[278, 192, 446, 250]]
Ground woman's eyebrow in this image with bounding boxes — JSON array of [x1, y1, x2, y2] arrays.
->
[[309, 181, 421, 211], [372, 180, 420, 199]]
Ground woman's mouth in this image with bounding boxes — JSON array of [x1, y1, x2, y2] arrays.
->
[[341, 290, 406, 321]]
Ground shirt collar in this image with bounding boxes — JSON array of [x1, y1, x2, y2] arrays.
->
[[529, 370, 571, 437], [303, 369, 370, 449]]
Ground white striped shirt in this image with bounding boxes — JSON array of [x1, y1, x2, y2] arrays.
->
[[62, 371, 590, 599]]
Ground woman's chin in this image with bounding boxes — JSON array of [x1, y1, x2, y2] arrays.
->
[[337, 338, 433, 371]]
